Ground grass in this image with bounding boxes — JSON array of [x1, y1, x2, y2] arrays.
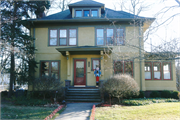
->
[[95, 103, 180, 120], [1, 104, 65, 120]]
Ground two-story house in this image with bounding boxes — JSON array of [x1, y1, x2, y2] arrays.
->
[[27, 0, 177, 101]]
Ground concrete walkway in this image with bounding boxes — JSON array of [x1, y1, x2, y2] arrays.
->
[[55, 103, 99, 120]]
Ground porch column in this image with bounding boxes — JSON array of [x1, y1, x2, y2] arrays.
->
[[66, 51, 71, 80], [100, 51, 104, 79]]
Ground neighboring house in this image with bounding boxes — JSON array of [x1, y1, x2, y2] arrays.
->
[[26, 0, 177, 92]]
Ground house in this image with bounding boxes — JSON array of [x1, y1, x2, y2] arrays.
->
[[27, 0, 177, 100]]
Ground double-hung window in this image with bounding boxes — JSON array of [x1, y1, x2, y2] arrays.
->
[[114, 61, 133, 76], [153, 62, 161, 80], [107, 29, 114, 45], [117, 29, 124, 45], [163, 62, 171, 80], [96, 29, 104, 45], [145, 62, 152, 80], [69, 29, 77, 45], [40, 61, 60, 79], [49, 30, 57, 46], [59, 29, 67, 45]]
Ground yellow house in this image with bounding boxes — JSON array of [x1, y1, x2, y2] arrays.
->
[[27, 0, 177, 101]]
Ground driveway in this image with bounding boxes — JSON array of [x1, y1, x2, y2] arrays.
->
[[55, 103, 99, 120]]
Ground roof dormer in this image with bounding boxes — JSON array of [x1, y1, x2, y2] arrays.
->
[[68, 0, 105, 18]]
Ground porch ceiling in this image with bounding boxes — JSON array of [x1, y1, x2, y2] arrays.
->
[[56, 46, 113, 56]]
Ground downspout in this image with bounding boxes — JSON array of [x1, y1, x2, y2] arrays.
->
[[139, 20, 142, 90]]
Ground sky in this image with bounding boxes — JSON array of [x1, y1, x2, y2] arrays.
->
[[48, 0, 180, 52]]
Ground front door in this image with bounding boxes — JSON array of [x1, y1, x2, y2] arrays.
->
[[74, 59, 86, 85]]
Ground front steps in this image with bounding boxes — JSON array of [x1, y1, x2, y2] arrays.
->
[[65, 87, 101, 102]]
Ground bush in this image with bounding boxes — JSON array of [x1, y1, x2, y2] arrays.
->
[[150, 91, 161, 98], [122, 98, 179, 106], [161, 90, 172, 98], [101, 74, 139, 103], [171, 91, 179, 99], [138, 91, 145, 98]]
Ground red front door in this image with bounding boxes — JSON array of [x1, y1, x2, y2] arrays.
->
[[74, 59, 86, 85]]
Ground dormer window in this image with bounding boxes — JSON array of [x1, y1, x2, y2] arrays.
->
[[75, 9, 98, 17]]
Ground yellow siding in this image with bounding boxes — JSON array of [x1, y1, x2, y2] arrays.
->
[[78, 27, 95, 46]]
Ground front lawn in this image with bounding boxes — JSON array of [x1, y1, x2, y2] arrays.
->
[[1, 104, 65, 119], [95, 103, 180, 120]]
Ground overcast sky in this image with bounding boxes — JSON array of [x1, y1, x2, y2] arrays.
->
[[48, 0, 180, 52]]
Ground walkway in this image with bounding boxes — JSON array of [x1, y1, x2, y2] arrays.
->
[[55, 103, 99, 120]]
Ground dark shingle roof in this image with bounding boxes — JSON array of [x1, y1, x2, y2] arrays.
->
[[68, 0, 104, 7]]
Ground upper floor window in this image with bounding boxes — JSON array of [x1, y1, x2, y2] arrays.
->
[[75, 10, 82, 17], [49, 30, 57, 46], [59, 29, 67, 46], [96, 29, 104, 45], [49, 29, 77, 46], [106, 29, 114, 45], [69, 29, 77, 45], [117, 29, 124, 45], [91, 10, 98, 17], [75, 9, 98, 17]]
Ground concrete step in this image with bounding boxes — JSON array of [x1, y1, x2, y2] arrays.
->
[[66, 98, 101, 102], [66, 96, 101, 99], [66, 93, 100, 96], [67, 91, 100, 94]]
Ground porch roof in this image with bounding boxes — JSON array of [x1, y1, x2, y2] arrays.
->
[[56, 46, 112, 56]]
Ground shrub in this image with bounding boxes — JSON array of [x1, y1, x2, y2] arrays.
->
[[171, 91, 179, 99], [101, 74, 139, 103], [138, 91, 145, 98], [161, 90, 172, 98], [33, 76, 63, 99], [150, 91, 161, 98]]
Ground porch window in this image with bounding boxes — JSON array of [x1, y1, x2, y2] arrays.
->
[[145, 62, 152, 80], [59, 29, 67, 45], [163, 62, 171, 80], [153, 62, 161, 80], [40, 61, 60, 79], [107, 29, 114, 45], [92, 58, 100, 71], [69, 29, 77, 45], [117, 29, 124, 45], [49, 29, 57, 46], [96, 29, 104, 45]]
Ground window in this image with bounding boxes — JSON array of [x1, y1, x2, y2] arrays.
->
[[75, 10, 82, 17], [49, 30, 57, 46], [145, 62, 152, 80], [114, 61, 133, 76], [91, 10, 98, 17], [163, 62, 171, 80], [114, 61, 123, 74], [117, 29, 124, 45], [107, 29, 114, 45], [40, 61, 60, 79], [91, 58, 100, 71], [96, 29, 104, 45], [59, 29, 67, 45], [69, 29, 77, 45], [84, 10, 90, 17], [153, 62, 161, 80]]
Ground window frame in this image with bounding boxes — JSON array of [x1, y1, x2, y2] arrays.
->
[[96, 28, 104, 46], [91, 58, 101, 71], [59, 29, 67, 46], [145, 62, 152, 80], [40, 60, 60, 79], [163, 62, 171, 80], [49, 29, 58, 46], [106, 28, 114, 45], [116, 28, 125, 45], [69, 29, 77, 46], [153, 62, 161, 80]]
